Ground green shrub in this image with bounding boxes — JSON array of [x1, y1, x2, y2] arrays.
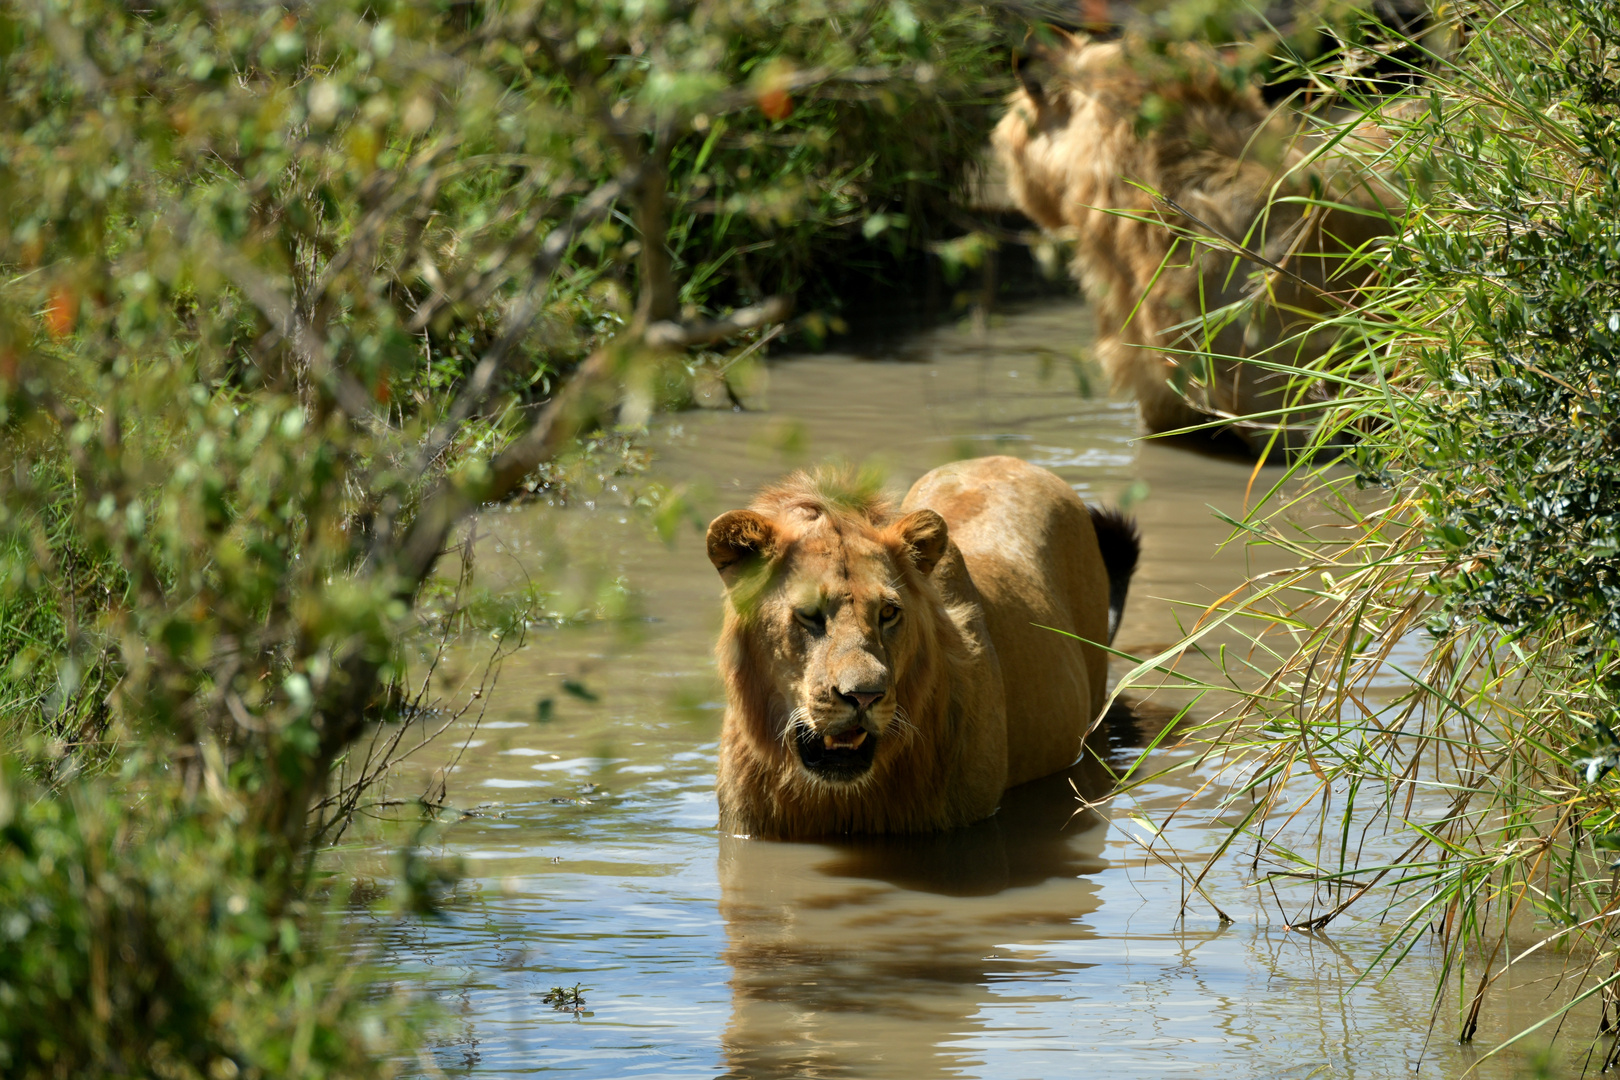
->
[[0, 0, 1004, 1071], [0, 758, 431, 1080], [1406, 0, 1620, 658]]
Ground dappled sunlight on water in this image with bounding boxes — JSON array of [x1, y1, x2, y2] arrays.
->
[[343, 301, 1596, 1078]]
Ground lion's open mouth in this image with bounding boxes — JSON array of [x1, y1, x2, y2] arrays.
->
[[795, 725, 877, 781]]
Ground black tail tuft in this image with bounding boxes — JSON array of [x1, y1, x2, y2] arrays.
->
[[1088, 505, 1140, 644]]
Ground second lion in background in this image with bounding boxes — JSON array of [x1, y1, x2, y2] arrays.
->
[[993, 28, 1399, 453]]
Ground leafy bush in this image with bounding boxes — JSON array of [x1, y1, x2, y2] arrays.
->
[[0, 758, 429, 1080], [0, 0, 1003, 1072], [1408, 0, 1620, 658]]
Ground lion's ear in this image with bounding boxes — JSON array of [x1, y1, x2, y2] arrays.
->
[[1015, 25, 1086, 103], [1014, 47, 1051, 103], [707, 510, 776, 579], [894, 509, 949, 577]]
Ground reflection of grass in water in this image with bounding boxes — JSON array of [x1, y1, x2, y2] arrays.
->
[[1035, 346, 1101, 399], [746, 418, 810, 467], [946, 434, 1028, 463], [1107, 2, 1620, 1066], [670, 680, 725, 731], [591, 742, 619, 783], [562, 679, 600, 704]]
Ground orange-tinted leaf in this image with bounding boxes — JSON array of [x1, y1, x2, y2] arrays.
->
[[757, 89, 793, 121], [46, 286, 75, 339]]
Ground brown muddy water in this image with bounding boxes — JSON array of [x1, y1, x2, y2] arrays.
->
[[349, 300, 1596, 1078]]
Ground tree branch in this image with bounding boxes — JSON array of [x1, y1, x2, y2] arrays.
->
[[204, 230, 386, 424], [643, 295, 793, 349], [395, 294, 791, 590], [632, 131, 679, 326], [406, 169, 643, 478]]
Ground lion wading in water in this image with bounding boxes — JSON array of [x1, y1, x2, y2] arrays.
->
[[992, 29, 1397, 451], [705, 456, 1139, 839]]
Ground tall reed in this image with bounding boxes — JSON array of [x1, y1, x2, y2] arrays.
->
[[1116, 0, 1620, 1063]]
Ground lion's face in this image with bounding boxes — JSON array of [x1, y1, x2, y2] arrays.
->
[[708, 500, 947, 786]]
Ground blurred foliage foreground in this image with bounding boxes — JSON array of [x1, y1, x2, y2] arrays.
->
[[0, 0, 1003, 1074]]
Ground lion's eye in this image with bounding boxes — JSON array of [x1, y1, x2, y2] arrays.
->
[[879, 603, 901, 624], [794, 608, 825, 633]]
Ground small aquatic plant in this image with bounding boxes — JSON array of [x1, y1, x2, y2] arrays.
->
[[543, 983, 590, 1014]]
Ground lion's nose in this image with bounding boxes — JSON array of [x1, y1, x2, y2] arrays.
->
[[840, 689, 884, 712]]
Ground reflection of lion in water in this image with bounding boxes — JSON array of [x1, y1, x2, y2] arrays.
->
[[705, 455, 1139, 839], [992, 29, 1397, 450]]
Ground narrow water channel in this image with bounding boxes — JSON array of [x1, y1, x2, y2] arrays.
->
[[353, 300, 1586, 1078]]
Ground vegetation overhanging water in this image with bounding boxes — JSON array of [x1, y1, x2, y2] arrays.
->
[[4, 0, 1620, 1075]]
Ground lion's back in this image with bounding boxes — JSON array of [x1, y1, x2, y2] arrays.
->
[[994, 40, 1397, 446], [902, 456, 1111, 786]]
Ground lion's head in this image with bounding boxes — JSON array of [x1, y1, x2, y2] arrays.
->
[[707, 469, 952, 791]]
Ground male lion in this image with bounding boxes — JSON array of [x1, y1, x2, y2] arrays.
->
[[992, 29, 1397, 450], [706, 455, 1139, 838]]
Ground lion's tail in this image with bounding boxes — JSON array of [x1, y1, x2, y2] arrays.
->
[[1088, 505, 1140, 645]]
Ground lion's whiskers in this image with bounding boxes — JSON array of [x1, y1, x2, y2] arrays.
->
[[777, 705, 811, 748], [885, 704, 919, 747]]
